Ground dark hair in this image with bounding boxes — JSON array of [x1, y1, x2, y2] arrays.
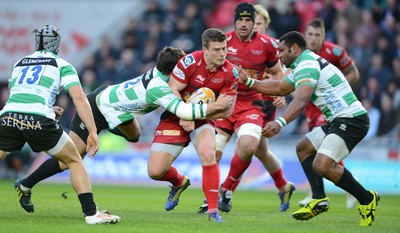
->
[[307, 18, 325, 34], [156, 46, 186, 75], [279, 31, 307, 50], [202, 28, 227, 49]]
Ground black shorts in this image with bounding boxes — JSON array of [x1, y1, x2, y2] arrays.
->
[[321, 113, 370, 151], [261, 100, 277, 123], [69, 85, 109, 142], [0, 112, 63, 152]]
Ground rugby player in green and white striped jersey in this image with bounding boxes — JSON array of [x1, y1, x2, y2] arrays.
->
[[238, 31, 379, 227], [15, 46, 233, 215], [0, 25, 121, 224]]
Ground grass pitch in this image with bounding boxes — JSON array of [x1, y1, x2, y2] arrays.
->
[[0, 180, 398, 233]]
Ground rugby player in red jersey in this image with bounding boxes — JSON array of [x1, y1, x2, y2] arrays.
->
[[147, 28, 239, 222], [298, 18, 360, 209], [214, 2, 295, 213]]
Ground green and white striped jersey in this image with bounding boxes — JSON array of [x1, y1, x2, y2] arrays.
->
[[0, 50, 81, 120], [97, 67, 193, 129], [285, 50, 367, 121]]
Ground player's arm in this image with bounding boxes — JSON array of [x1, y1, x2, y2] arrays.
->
[[280, 84, 313, 124], [205, 94, 237, 119], [168, 76, 186, 98], [262, 84, 313, 138], [342, 61, 359, 86], [238, 65, 294, 96], [164, 78, 234, 120], [268, 59, 284, 79], [68, 85, 99, 156]]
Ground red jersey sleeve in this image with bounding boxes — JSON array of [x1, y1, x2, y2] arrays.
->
[[171, 53, 199, 85], [319, 41, 352, 71]]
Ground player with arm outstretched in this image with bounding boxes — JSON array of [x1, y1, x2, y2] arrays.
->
[[239, 31, 379, 227], [14, 46, 233, 214], [298, 18, 360, 209]]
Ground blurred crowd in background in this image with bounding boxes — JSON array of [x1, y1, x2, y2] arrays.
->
[[1, 0, 400, 177], [76, 0, 400, 140]]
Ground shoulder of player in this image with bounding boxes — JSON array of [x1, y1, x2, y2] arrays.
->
[[321, 41, 346, 57], [178, 50, 203, 70], [293, 52, 320, 70], [253, 33, 279, 49]]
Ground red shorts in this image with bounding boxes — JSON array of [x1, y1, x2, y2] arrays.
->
[[216, 99, 265, 134], [152, 112, 213, 146]]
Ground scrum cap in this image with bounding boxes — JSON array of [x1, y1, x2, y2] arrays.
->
[[234, 2, 255, 23], [35, 25, 61, 54]]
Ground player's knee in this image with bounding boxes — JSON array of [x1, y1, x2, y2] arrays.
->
[[147, 168, 164, 180], [296, 137, 314, 157]]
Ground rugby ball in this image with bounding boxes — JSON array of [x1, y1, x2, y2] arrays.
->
[[187, 87, 216, 104]]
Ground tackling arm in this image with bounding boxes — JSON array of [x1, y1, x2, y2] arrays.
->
[[68, 85, 99, 156], [167, 76, 234, 120], [280, 84, 314, 124]]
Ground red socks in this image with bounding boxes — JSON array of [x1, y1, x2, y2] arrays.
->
[[160, 166, 184, 187], [202, 163, 220, 211], [222, 153, 251, 191], [270, 168, 287, 189]]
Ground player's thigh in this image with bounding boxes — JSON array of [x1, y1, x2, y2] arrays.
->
[[192, 124, 216, 164], [50, 135, 82, 166], [69, 130, 87, 157], [118, 119, 141, 139]]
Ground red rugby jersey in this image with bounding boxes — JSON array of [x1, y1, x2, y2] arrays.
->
[[225, 30, 279, 101], [171, 50, 238, 101]]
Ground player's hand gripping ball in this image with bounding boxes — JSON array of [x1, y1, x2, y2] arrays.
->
[[187, 87, 216, 104]]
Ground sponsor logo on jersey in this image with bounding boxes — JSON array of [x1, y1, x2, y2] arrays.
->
[[211, 77, 223, 83], [227, 46, 238, 54], [181, 54, 195, 68], [260, 37, 268, 43], [333, 47, 343, 56], [251, 49, 263, 55], [270, 39, 279, 48], [195, 75, 205, 84], [339, 123, 347, 131], [324, 47, 332, 55], [1, 113, 42, 130], [232, 67, 239, 78], [156, 130, 180, 136], [160, 86, 172, 93], [173, 67, 185, 80], [245, 114, 260, 120], [114, 103, 140, 112]]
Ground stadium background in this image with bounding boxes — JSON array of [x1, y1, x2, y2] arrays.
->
[[0, 0, 399, 195]]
